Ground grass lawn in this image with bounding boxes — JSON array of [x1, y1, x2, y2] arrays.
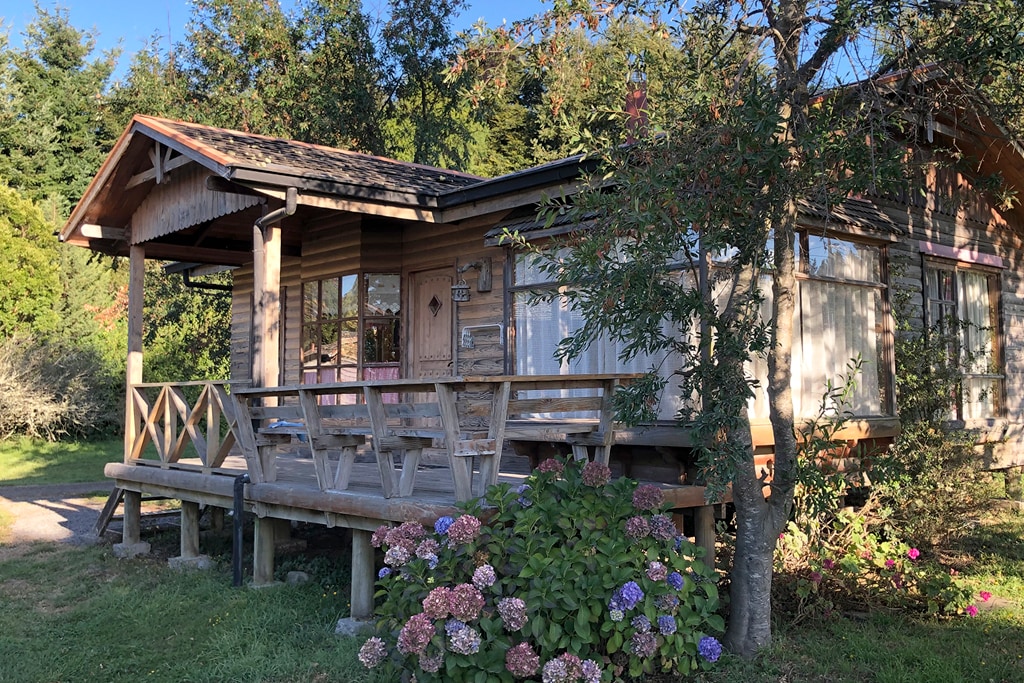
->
[[0, 437, 121, 486]]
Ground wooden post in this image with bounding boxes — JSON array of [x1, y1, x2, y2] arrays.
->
[[1007, 466, 1023, 507], [180, 501, 201, 558], [252, 220, 282, 392], [125, 244, 145, 463], [351, 529, 375, 620], [694, 505, 716, 568], [252, 516, 277, 586], [123, 490, 142, 545], [210, 507, 225, 533]]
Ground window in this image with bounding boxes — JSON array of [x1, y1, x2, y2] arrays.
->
[[791, 234, 891, 417], [512, 232, 892, 422], [302, 273, 401, 392], [925, 262, 1001, 419]]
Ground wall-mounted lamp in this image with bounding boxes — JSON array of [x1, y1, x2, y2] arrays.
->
[[451, 279, 471, 302], [461, 324, 504, 349], [457, 257, 492, 292]]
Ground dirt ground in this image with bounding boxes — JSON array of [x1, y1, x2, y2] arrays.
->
[[0, 482, 113, 545]]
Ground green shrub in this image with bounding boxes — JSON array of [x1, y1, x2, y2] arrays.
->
[[359, 458, 724, 681]]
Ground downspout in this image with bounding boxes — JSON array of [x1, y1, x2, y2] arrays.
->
[[255, 187, 298, 234], [232, 472, 250, 587]]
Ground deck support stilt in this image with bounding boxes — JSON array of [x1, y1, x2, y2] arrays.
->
[[210, 507, 225, 533], [169, 500, 212, 570], [113, 490, 150, 558], [694, 505, 716, 568], [351, 529, 375, 620], [253, 517, 283, 586], [1007, 466, 1023, 509]]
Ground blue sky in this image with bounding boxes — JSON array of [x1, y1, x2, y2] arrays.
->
[[4, 0, 546, 78]]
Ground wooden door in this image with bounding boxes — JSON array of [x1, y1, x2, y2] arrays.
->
[[410, 268, 454, 379]]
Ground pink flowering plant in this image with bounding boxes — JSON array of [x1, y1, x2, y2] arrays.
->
[[359, 457, 723, 680]]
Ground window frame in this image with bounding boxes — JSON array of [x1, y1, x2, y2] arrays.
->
[[922, 256, 1004, 420], [301, 272, 401, 386]]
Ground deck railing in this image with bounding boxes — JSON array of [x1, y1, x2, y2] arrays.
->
[[125, 380, 245, 468], [232, 374, 636, 502]]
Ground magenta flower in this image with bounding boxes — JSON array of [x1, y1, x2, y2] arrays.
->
[[810, 571, 822, 584], [908, 547, 920, 560], [885, 559, 896, 569], [966, 604, 979, 617], [822, 558, 835, 570], [979, 590, 992, 602]]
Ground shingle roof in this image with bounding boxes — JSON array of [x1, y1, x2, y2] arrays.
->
[[143, 116, 484, 197]]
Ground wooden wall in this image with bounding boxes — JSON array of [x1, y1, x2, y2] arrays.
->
[[886, 151, 1024, 468]]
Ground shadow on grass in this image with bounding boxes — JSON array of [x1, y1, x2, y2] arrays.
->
[[0, 438, 122, 486]]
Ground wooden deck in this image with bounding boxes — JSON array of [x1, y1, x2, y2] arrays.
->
[[111, 375, 727, 620]]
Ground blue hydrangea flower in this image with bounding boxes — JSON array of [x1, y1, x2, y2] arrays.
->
[[657, 615, 677, 635], [445, 618, 466, 636], [674, 535, 684, 552], [516, 483, 532, 507], [619, 581, 645, 610], [434, 516, 454, 535], [698, 635, 722, 662], [667, 571, 684, 590], [377, 567, 391, 579], [426, 554, 439, 569]]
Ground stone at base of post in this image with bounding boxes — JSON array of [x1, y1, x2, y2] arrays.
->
[[334, 617, 374, 637], [112, 541, 151, 558], [168, 554, 213, 570]]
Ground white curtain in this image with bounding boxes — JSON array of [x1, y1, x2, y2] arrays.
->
[[958, 270, 996, 419]]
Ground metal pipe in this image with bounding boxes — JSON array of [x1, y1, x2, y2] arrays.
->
[[254, 186, 298, 232], [232, 472, 250, 587]]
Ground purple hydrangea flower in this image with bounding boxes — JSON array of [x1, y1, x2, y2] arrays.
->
[[516, 483, 533, 507], [357, 636, 387, 668], [698, 635, 723, 662], [472, 563, 497, 589], [667, 571, 684, 590], [419, 652, 443, 673], [434, 516, 454, 535], [657, 614, 677, 635], [447, 515, 482, 545], [625, 516, 651, 540], [647, 561, 668, 582], [631, 631, 657, 658], [580, 659, 602, 683], [631, 614, 652, 632], [377, 567, 392, 579], [498, 596, 528, 631], [650, 513, 678, 541], [541, 657, 569, 682], [449, 626, 481, 655], [581, 461, 611, 487], [654, 593, 680, 611], [450, 583, 485, 621], [397, 613, 434, 656], [632, 483, 665, 511], [445, 618, 466, 636]]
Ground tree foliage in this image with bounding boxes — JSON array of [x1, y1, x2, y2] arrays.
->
[[467, 0, 1024, 658]]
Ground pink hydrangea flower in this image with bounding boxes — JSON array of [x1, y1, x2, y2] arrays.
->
[[885, 559, 896, 569], [966, 605, 979, 617], [646, 561, 668, 582], [472, 563, 497, 589], [625, 515, 650, 540], [979, 591, 992, 602], [537, 458, 564, 474], [908, 547, 920, 560], [397, 613, 434, 655], [422, 586, 452, 619], [449, 583, 485, 621], [581, 461, 611, 486], [498, 597, 528, 631], [505, 642, 540, 678], [358, 636, 387, 668], [447, 515, 482, 545]]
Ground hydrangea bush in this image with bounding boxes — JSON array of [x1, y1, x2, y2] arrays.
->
[[359, 458, 724, 681]]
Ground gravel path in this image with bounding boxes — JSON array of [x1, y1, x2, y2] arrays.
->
[[0, 482, 114, 545]]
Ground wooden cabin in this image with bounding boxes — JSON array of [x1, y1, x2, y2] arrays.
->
[[60, 105, 1024, 614]]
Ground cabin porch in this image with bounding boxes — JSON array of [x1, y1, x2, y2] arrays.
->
[[106, 376, 727, 621]]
